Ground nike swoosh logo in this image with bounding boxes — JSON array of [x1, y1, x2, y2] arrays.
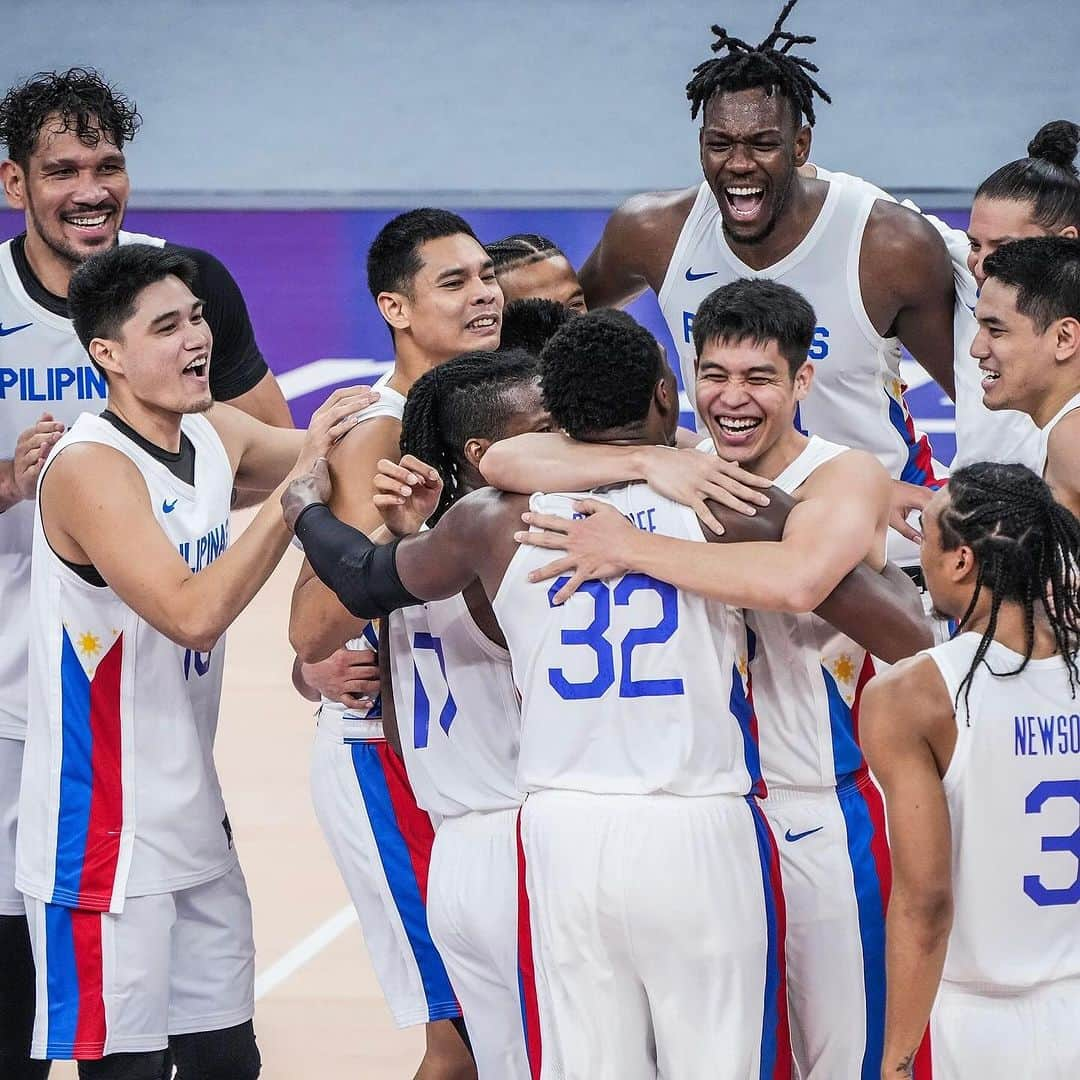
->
[[0, 321, 32, 336], [784, 826, 824, 843], [162, 499, 177, 513], [685, 268, 719, 282]]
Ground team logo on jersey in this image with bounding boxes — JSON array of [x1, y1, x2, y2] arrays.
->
[[685, 267, 719, 281], [162, 499, 177, 513], [0, 320, 32, 336], [0, 363, 107, 401]]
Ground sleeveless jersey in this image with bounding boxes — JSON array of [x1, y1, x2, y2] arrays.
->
[[493, 483, 759, 796], [315, 374, 406, 741], [389, 592, 522, 818], [16, 412, 236, 913], [815, 168, 1042, 471], [1037, 390, 1080, 478], [927, 633, 1080, 989], [0, 230, 166, 739], [728, 434, 880, 790], [658, 178, 942, 488]]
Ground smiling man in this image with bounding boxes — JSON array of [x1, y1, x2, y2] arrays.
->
[[0, 67, 291, 1078], [579, 0, 955, 557], [15, 243, 370, 1076], [972, 236, 1080, 516]]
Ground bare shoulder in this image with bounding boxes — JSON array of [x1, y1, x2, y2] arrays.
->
[[863, 199, 951, 283], [43, 439, 147, 501], [862, 653, 952, 743], [327, 414, 401, 475], [803, 447, 891, 499], [443, 486, 530, 535]]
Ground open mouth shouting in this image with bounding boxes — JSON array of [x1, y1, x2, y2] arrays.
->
[[723, 185, 767, 221], [182, 355, 210, 381]]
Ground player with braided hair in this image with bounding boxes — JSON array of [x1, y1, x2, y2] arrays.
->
[[580, 0, 957, 562], [863, 463, 1080, 1079], [364, 349, 550, 1078], [485, 233, 586, 312]]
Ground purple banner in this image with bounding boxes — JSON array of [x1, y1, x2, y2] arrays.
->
[[1, 204, 968, 462]]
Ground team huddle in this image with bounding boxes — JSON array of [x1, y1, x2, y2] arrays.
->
[[2, 4, 1080, 1079]]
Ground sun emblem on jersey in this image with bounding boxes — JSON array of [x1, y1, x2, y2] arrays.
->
[[831, 654, 855, 684], [76, 632, 102, 658], [737, 654, 749, 679]]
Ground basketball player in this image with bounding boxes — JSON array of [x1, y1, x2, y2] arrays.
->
[[485, 234, 586, 312], [289, 208, 506, 1080], [972, 236, 1080, 516], [579, 0, 956, 553], [0, 68, 290, 1078], [861, 464, 1080, 1079], [15, 243, 372, 1076], [369, 350, 551, 1078], [284, 309, 931, 1079], [500, 280, 931, 1077]]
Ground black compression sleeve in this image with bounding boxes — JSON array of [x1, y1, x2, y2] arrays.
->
[[293, 504, 421, 618]]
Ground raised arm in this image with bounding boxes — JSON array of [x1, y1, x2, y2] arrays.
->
[[861, 658, 955, 1078], [480, 432, 770, 533], [579, 189, 694, 310]]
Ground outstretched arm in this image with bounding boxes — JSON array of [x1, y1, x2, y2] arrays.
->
[[861, 658, 954, 1078]]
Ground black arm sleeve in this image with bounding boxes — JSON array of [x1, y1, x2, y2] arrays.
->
[[293, 504, 422, 619], [168, 243, 269, 400]]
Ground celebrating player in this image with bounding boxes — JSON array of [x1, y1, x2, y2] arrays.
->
[[15, 243, 372, 1075], [862, 464, 1080, 1079]]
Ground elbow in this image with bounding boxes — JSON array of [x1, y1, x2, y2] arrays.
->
[[785, 576, 832, 614], [290, 622, 335, 665], [895, 888, 954, 951], [174, 616, 222, 656]]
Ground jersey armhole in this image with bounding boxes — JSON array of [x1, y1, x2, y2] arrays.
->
[[656, 182, 710, 311], [847, 192, 897, 352]]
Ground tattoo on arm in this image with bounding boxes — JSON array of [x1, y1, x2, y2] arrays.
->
[[893, 1051, 916, 1077]]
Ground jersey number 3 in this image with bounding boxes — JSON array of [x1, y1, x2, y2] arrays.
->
[[1024, 779, 1080, 907], [547, 573, 685, 701]]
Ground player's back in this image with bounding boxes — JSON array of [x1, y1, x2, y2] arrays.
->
[[928, 632, 1080, 990], [493, 482, 759, 797], [389, 593, 522, 818]]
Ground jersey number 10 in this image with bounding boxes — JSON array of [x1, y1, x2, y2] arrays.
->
[[547, 573, 685, 701]]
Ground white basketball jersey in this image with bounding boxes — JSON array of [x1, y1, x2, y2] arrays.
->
[[736, 435, 879, 790], [315, 374, 406, 741], [0, 231, 165, 739], [390, 593, 522, 818], [493, 483, 760, 797], [17, 412, 236, 913], [659, 178, 942, 487], [814, 168, 1041, 471], [1038, 391, 1080, 479], [927, 633, 1080, 989]]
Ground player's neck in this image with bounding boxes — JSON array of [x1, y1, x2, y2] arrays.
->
[[961, 598, 1059, 660], [22, 227, 77, 298], [1032, 375, 1080, 429], [388, 338, 449, 396], [103, 393, 185, 453], [725, 175, 828, 272], [744, 427, 809, 481]]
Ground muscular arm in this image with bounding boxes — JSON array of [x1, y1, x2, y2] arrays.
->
[[41, 444, 298, 653], [579, 189, 695, 310], [289, 416, 401, 662], [861, 201, 957, 401], [861, 658, 955, 1077], [1044, 413, 1080, 518]]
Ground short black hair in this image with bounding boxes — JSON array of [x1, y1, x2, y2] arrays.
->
[[485, 233, 564, 275], [69, 244, 199, 352], [499, 298, 578, 357], [366, 208, 477, 302], [975, 121, 1080, 232], [693, 278, 815, 376], [0, 68, 140, 168], [982, 236, 1080, 332], [539, 309, 663, 439], [401, 349, 540, 522], [686, 0, 831, 127]]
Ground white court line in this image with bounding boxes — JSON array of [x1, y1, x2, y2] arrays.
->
[[254, 903, 359, 1000]]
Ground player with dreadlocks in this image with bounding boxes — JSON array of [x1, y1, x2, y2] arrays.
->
[[485, 233, 586, 312], [862, 463, 1080, 1079], [366, 349, 550, 1078], [578, 0, 957, 560]]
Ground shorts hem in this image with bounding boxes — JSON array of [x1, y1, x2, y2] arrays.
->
[[33, 1032, 169, 1060], [168, 1002, 255, 1036], [0, 897, 26, 914], [391, 1001, 462, 1028]]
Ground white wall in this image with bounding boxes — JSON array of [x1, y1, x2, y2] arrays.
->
[[3, 0, 1076, 200]]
